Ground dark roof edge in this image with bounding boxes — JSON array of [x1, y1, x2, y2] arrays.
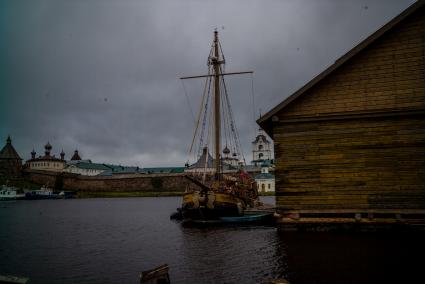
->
[[257, 0, 425, 127]]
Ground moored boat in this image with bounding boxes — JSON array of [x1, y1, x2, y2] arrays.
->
[[178, 31, 260, 222], [0, 185, 25, 201], [220, 212, 274, 224], [25, 185, 61, 200]]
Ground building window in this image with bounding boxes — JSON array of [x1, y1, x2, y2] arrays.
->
[[258, 145, 263, 150], [268, 184, 271, 189], [259, 153, 263, 159], [261, 183, 265, 193]]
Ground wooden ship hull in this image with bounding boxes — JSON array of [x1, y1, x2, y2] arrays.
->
[[182, 191, 245, 220]]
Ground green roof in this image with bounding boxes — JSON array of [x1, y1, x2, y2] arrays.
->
[[103, 164, 143, 173], [74, 162, 110, 170], [142, 167, 185, 174], [254, 173, 275, 180]]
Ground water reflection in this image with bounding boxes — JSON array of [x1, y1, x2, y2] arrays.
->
[[277, 230, 425, 284], [178, 226, 287, 284], [1, 197, 424, 284]]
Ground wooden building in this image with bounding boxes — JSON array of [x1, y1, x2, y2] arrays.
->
[[258, 1, 425, 225]]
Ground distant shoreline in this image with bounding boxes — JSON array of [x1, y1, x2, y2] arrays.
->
[[76, 191, 275, 198], [77, 191, 184, 198]]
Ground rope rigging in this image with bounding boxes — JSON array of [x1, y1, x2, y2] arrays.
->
[[182, 32, 255, 172]]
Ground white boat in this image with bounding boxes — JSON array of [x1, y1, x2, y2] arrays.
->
[[0, 185, 25, 200], [25, 185, 61, 199]]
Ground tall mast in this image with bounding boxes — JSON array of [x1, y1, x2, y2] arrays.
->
[[180, 31, 253, 179], [213, 30, 221, 178]]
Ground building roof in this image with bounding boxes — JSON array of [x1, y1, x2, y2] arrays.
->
[[257, 0, 425, 137], [254, 172, 275, 180], [67, 159, 91, 165], [142, 167, 185, 174], [103, 164, 144, 174], [252, 134, 270, 144], [71, 150, 82, 161], [97, 170, 113, 176], [70, 162, 111, 171], [29, 156, 65, 162], [0, 136, 22, 160], [189, 147, 215, 169]]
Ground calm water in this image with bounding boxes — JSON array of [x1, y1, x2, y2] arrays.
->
[[0, 197, 424, 284]]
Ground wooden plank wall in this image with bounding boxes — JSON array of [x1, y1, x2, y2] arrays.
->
[[281, 6, 425, 119], [274, 114, 425, 213], [273, 6, 425, 216]]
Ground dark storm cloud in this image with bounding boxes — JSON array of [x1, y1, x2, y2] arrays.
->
[[0, 0, 415, 166]]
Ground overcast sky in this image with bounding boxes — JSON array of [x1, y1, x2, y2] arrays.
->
[[0, 0, 415, 167]]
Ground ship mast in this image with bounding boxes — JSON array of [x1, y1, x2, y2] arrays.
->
[[180, 31, 253, 181], [212, 30, 222, 178]]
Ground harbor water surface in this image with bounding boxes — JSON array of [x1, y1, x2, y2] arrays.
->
[[1, 197, 424, 284]]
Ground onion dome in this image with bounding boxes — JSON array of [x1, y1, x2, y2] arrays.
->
[[45, 142, 52, 151], [223, 146, 230, 155], [44, 142, 52, 156]]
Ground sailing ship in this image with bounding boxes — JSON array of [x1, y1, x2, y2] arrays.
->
[[179, 31, 259, 221]]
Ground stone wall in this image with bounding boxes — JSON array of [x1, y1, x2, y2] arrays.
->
[[0, 159, 22, 178], [23, 169, 191, 192]]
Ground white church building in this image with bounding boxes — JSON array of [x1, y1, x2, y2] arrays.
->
[[251, 128, 273, 166], [251, 128, 275, 193]]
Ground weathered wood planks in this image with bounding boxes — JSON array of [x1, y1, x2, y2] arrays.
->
[[270, 4, 425, 220]]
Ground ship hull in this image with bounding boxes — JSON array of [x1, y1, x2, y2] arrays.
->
[[181, 191, 245, 220]]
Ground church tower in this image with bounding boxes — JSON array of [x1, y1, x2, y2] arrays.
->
[[0, 136, 23, 178], [251, 128, 273, 167]]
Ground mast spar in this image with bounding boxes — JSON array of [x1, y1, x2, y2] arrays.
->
[[180, 31, 253, 179], [178, 31, 261, 221], [212, 30, 221, 178]]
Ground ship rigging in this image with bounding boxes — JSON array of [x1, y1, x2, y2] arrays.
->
[[179, 30, 259, 221]]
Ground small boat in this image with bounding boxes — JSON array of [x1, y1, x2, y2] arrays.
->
[[220, 212, 274, 224], [25, 185, 61, 200], [58, 190, 76, 199], [0, 185, 25, 201], [140, 264, 170, 284]]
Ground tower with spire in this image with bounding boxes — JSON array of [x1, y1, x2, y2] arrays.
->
[[71, 150, 82, 161], [0, 136, 23, 178], [251, 128, 273, 167]]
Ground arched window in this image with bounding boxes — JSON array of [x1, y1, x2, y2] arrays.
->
[[259, 153, 263, 159], [258, 145, 263, 150], [261, 183, 265, 193]]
